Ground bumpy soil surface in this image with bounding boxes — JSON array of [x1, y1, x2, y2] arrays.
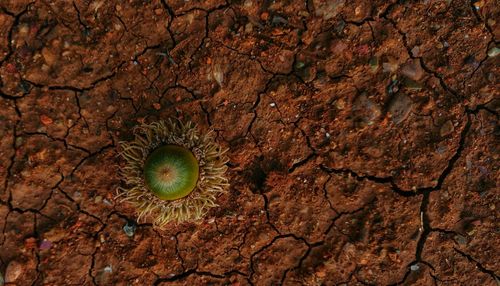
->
[[0, 0, 499, 285]]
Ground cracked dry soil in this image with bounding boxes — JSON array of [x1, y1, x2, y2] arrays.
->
[[0, 0, 499, 285]]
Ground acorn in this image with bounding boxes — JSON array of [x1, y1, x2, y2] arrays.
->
[[117, 119, 228, 227]]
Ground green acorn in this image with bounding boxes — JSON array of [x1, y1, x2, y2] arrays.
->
[[117, 119, 228, 227]]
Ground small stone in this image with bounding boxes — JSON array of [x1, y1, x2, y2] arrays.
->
[[352, 93, 381, 126], [473, 0, 484, 9], [298, 11, 309, 17], [294, 61, 305, 69], [400, 59, 423, 81], [14, 137, 23, 147], [440, 120, 454, 137], [123, 221, 137, 237], [269, 102, 276, 107], [388, 93, 413, 124], [41, 48, 57, 66], [382, 61, 398, 73], [411, 46, 420, 57], [487, 47, 500, 57], [5, 261, 22, 283], [244, 22, 253, 33], [369, 56, 379, 72], [212, 64, 223, 86], [40, 115, 53, 125], [103, 265, 112, 273], [410, 264, 420, 271], [335, 98, 345, 110], [237, 215, 245, 221], [271, 16, 288, 25], [454, 234, 468, 245], [39, 239, 52, 250], [404, 79, 423, 90]]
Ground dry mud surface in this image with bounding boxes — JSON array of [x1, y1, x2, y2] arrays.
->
[[0, 0, 499, 285]]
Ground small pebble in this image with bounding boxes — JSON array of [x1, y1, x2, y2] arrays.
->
[[388, 93, 413, 124], [487, 47, 500, 57], [269, 102, 276, 107], [410, 264, 420, 271], [123, 221, 137, 237], [39, 239, 52, 250], [369, 56, 379, 72], [5, 261, 22, 283], [103, 265, 112, 273], [400, 60, 423, 81], [411, 46, 420, 57], [41, 47, 57, 66], [454, 234, 468, 245], [440, 120, 454, 137], [473, 0, 484, 9], [382, 61, 398, 73], [40, 115, 53, 125], [295, 61, 305, 69], [271, 16, 288, 25], [15, 137, 23, 148]]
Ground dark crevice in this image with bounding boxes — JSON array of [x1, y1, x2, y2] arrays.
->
[[454, 247, 500, 280]]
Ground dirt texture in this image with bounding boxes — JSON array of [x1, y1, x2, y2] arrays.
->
[[0, 0, 499, 285]]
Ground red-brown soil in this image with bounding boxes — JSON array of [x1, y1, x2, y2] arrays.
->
[[0, 0, 499, 285]]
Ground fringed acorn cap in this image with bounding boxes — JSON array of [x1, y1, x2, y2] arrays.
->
[[117, 119, 229, 227]]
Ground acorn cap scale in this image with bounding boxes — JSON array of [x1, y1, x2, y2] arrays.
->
[[144, 145, 199, 201]]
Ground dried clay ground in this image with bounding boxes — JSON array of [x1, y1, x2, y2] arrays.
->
[[0, 0, 499, 285]]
